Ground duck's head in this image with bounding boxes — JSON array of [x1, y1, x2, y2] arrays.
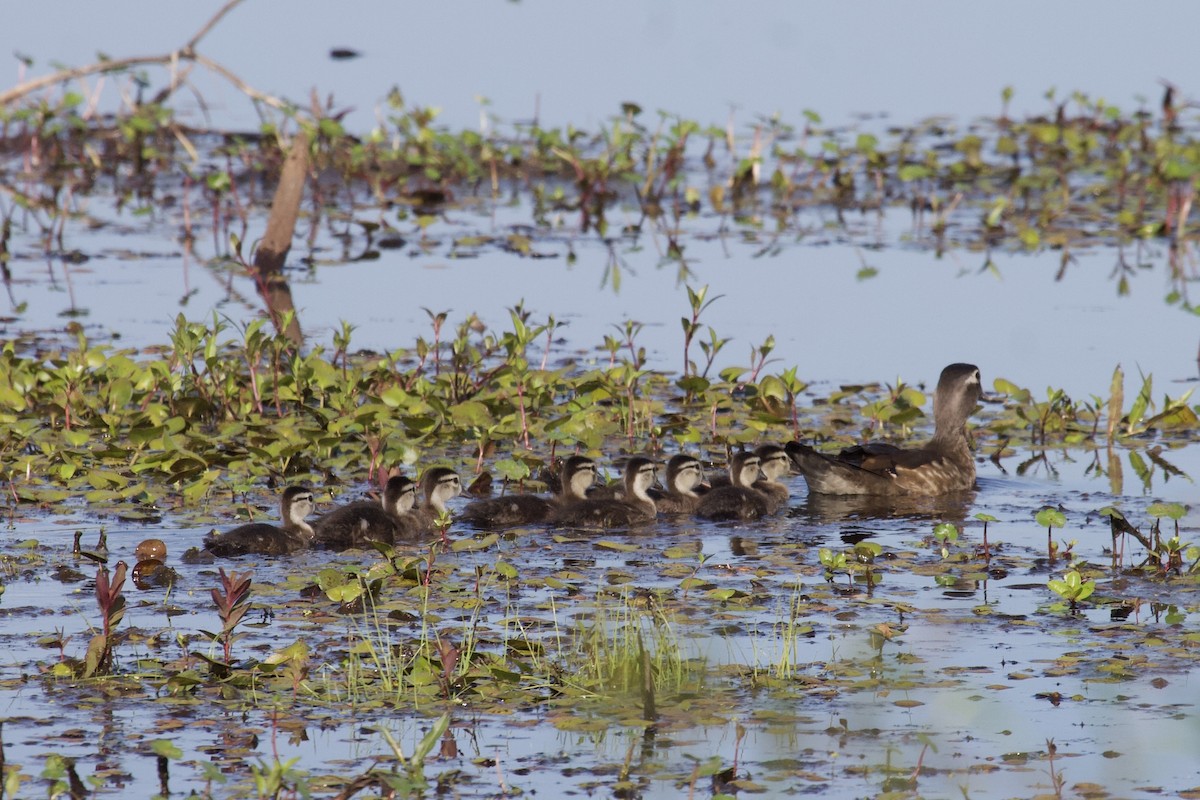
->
[[623, 456, 659, 500], [561, 455, 598, 500], [729, 452, 763, 488], [933, 363, 982, 436], [754, 445, 790, 482], [421, 467, 462, 511], [665, 454, 704, 495], [282, 485, 316, 524], [383, 475, 419, 515]]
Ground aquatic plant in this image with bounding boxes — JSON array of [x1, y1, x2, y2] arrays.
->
[[83, 561, 127, 677], [1036, 506, 1067, 561], [932, 522, 959, 559], [973, 512, 998, 559], [208, 567, 253, 668], [1047, 570, 1095, 611]]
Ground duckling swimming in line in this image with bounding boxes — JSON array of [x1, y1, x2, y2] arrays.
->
[[650, 454, 705, 514], [696, 452, 769, 521], [460, 455, 597, 528], [550, 456, 658, 529], [313, 475, 418, 549], [409, 467, 463, 533], [204, 485, 316, 556]]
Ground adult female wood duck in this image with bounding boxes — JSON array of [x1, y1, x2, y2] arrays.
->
[[695, 452, 769, 521], [459, 455, 597, 528], [650, 454, 705, 514], [786, 363, 982, 496], [204, 485, 316, 556], [313, 475, 418, 549], [550, 456, 658, 528], [409, 467, 463, 533]]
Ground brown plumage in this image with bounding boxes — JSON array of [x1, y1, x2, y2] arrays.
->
[[551, 457, 658, 529], [750, 444, 792, 514], [205, 486, 316, 556], [314, 476, 419, 550], [650, 454, 705, 514], [459, 456, 597, 528], [786, 363, 982, 496], [409, 467, 463, 533], [696, 452, 769, 521]]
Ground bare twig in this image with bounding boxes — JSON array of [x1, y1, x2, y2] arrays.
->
[[0, 0, 288, 114]]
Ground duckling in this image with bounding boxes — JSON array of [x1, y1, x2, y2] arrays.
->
[[696, 452, 769, 521], [786, 363, 982, 496], [313, 476, 418, 550], [550, 456, 658, 529], [204, 485, 316, 556], [459, 455, 597, 528], [650, 454, 705, 514], [750, 444, 792, 514], [409, 467, 463, 533]]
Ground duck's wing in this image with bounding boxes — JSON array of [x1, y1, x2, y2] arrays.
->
[[695, 487, 768, 521], [785, 441, 906, 495], [313, 501, 397, 549], [460, 494, 552, 528], [205, 523, 293, 556]]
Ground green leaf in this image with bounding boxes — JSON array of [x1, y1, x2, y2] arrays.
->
[[412, 713, 451, 764], [150, 740, 184, 759], [1147, 502, 1186, 520], [0, 386, 26, 410], [1035, 508, 1066, 529], [379, 386, 409, 409], [933, 523, 959, 542], [594, 540, 639, 552], [451, 533, 499, 552]]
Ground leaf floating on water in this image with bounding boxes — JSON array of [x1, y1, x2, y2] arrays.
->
[[594, 540, 640, 552], [451, 533, 499, 552]]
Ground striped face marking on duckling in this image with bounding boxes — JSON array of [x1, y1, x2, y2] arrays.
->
[[668, 456, 704, 495], [283, 487, 316, 527], [563, 456, 598, 500], [382, 476, 418, 516], [732, 454, 763, 488], [626, 458, 659, 500], [396, 482, 418, 513], [422, 468, 463, 513], [756, 447, 790, 482]]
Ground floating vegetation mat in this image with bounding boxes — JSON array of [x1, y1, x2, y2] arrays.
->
[[1, 327, 1197, 797]]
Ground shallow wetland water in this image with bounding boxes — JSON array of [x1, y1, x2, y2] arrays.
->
[[1, 27, 1199, 798]]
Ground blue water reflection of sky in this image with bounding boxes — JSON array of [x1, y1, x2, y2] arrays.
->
[[5, 1, 1199, 132]]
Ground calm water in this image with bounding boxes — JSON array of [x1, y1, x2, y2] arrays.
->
[[6, 1, 1200, 132], [4, 193, 1197, 404]]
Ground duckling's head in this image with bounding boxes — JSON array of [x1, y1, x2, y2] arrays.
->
[[383, 476, 418, 515], [562, 455, 598, 500], [730, 453, 763, 488], [754, 445, 790, 482], [665, 454, 704, 495], [623, 456, 658, 499], [282, 485, 316, 525], [421, 467, 462, 512]]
